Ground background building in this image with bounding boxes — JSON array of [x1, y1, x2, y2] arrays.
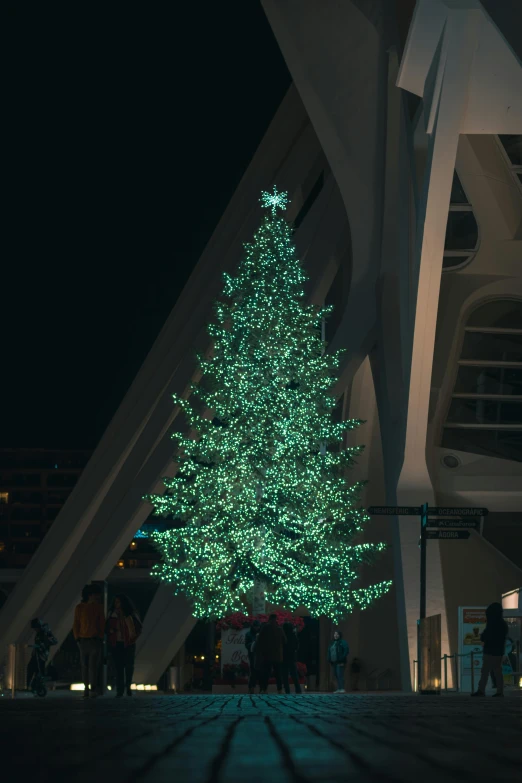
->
[[0, 450, 167, 572], [1, 0, 521, 692], [0, 449, 91, 570]]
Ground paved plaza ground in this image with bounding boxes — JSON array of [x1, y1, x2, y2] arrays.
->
[[1, 691, 521, 782]]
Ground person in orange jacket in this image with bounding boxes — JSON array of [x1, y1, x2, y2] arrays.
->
[[73, 584, 105, 698]]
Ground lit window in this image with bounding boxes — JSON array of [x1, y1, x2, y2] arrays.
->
[[498, 135, 522, 193], [443, 172, 479, 271], [0, 492, 8, 504], [442, 300, 522, 461], [134, 529, 149, 539]]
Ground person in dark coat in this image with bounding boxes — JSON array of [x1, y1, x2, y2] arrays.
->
[[255, 614, 286, 693], [350, 657, 362, 691], [27, 618, 58, 691], [282, 622, 302, 694], [327, 630, 349, 693], [106, 594, 142, 697], [245, 620, 261, 694], [472, 602, 508, 697]]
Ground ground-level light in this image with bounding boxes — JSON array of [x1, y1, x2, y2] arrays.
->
[[69, 683, 158, 692]]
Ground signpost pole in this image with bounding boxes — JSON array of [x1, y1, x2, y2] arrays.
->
[[420, 502, 428, 622], [418, 502, 428, 692], [367, 502, 488, 694]]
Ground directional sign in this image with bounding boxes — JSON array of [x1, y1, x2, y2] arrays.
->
[[429, 507, 488, 517], [367, 506, 421, 516], [426, 530, 470, 540], [426, 518, 481, 530]]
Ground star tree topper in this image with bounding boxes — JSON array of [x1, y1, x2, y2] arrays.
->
[[260, 185, 289, 215]]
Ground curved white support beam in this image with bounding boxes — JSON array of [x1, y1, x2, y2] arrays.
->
[[396, 0, 522, 677], [133, 589, 196, 685], [399, 0, 522, 134]]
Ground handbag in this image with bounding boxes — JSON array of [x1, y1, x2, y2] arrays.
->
[[125, 614, 143, 645]]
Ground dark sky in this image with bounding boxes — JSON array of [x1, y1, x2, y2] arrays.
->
[[3, 3, 290, 451]]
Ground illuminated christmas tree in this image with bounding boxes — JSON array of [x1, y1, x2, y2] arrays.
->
[[146, 187, 391, 620]]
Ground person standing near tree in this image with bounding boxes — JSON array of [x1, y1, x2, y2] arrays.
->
[[328, 630, 349, 693], [73, 584, 105, 699], [245, 619, 261, 694], [350, 657, 362, 691], [282, 622, 302, 694], [255, 614, 286, 693], [472, 602, 508, 697], [26, 618, 57, 691], [106, 594, 142, 697]]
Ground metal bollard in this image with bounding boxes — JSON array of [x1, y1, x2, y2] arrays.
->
[[455, 653, 459, 693], [448, 653, 457, 691], [7, 644, 16, 699], [470, 652, 475, 693]]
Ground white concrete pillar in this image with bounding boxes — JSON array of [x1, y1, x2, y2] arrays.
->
[[133, 589, 196, 685], [396, 2, 486, 684]]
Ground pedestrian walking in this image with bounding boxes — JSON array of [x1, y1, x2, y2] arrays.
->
[[327, 630, 349, 693], [350, 657, 361, 691], [255, 614, 286, 693], [27, 618, 58, 694], [282, 622, 302, 694], [106, 594, 142, 697], [245, 619, 261, 694], [472, 602, 508, 698], [73, 584, 105, 698]]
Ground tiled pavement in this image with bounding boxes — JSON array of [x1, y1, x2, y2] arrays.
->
[[1, 692, 521, 783]]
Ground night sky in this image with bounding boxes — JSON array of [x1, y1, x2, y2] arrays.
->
[[3, 3, 290, 450]]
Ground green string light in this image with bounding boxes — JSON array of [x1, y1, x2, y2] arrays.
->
[[145, 187, 391, 620]]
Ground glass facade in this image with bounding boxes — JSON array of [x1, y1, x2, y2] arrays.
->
[[498, 135, 522, 192], [442, 172, 479, 270], [0, 449, 91, 568], [442, 300, 522, 462]]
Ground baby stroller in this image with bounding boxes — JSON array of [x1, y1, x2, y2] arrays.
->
[[27, 619, 58, 697]]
